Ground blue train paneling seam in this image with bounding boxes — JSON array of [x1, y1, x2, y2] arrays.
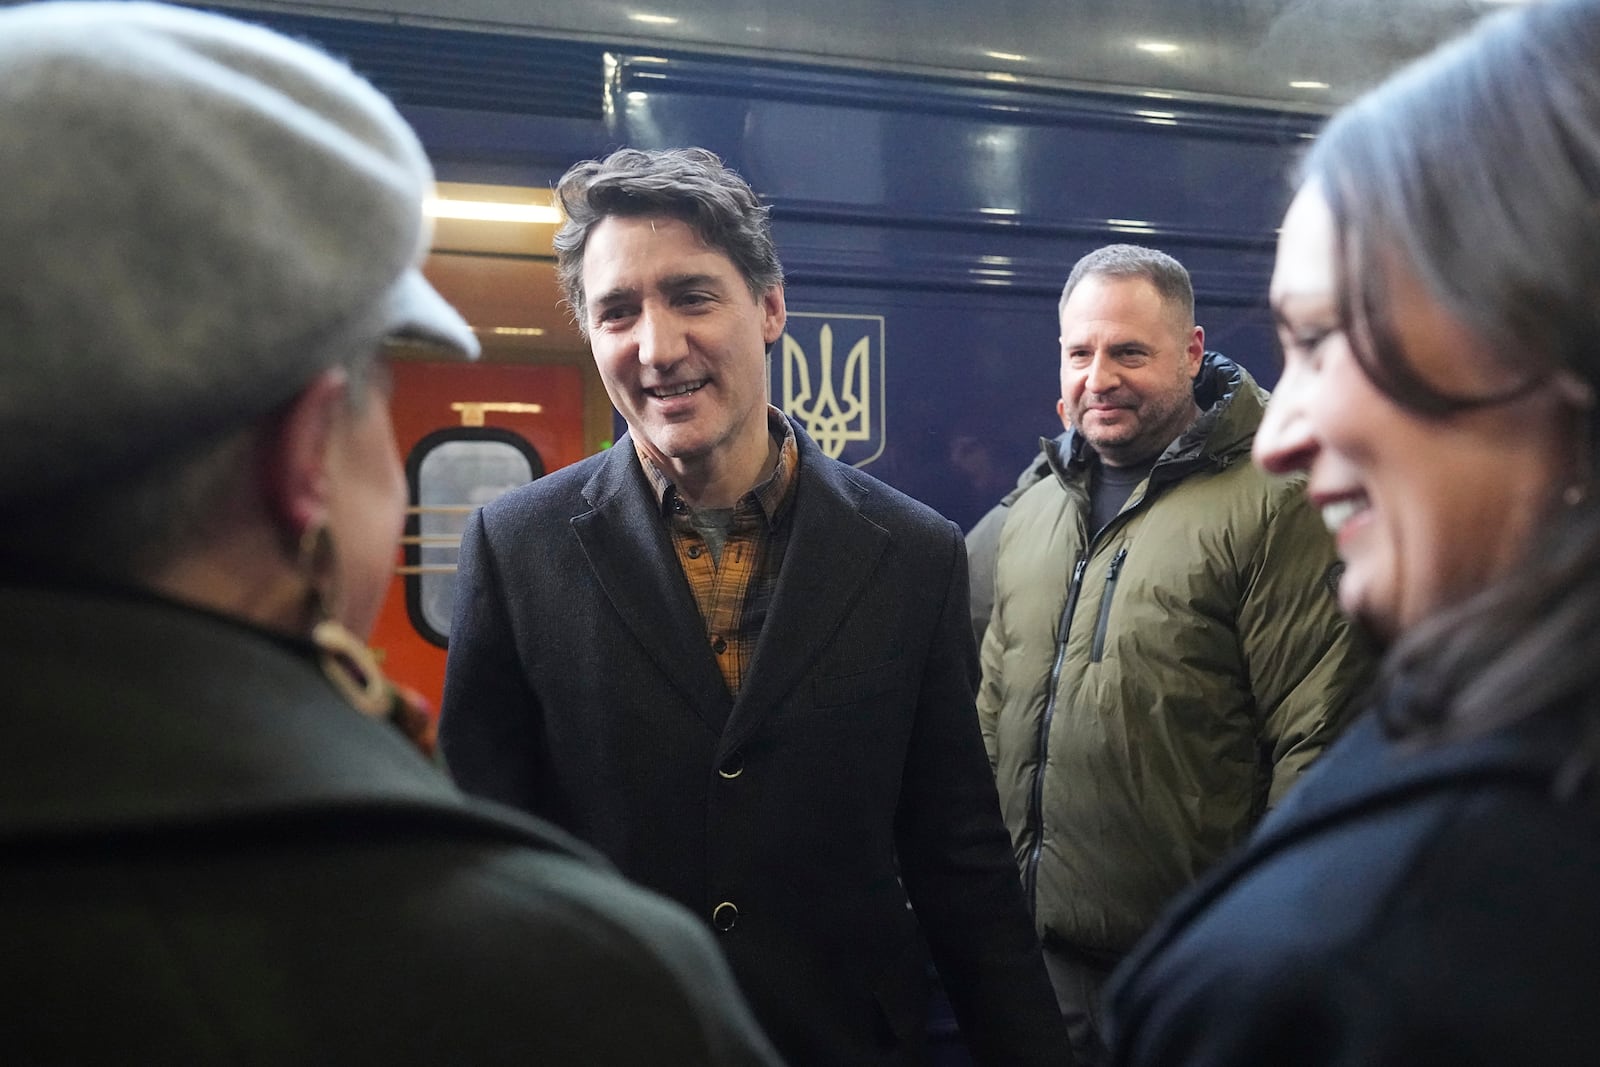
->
[[611, 52, 1325, 144], [770, 240, 1273, 304], [767, 197, 1282, 251]]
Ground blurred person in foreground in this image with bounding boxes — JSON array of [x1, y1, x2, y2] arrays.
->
[[1106, 1, 1600, 1063], [0, 4, 780, 1063], [439, 146, 1071, 1066]]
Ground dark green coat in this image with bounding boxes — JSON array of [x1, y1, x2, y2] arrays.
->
[[0, 584, 780, 1066], [978, 355, 1373, 957]]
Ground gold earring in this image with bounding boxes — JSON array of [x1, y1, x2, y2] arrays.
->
[[300, 523, 391, 720], [312, 616, 391, 719]]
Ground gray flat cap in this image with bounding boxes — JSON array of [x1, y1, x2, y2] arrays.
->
[[0, 1, 479, 501]]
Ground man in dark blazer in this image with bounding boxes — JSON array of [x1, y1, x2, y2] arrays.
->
[[439, 147, 1069, 1066]]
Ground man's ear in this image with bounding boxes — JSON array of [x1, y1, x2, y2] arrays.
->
[[1186, 324, 1206, 379], [261, 368, 349, 541], [760, 285, 787, 346]]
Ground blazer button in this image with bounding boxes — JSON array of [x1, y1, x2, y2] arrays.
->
[[687, 544, 702, 559], [718, 753, 744, 779], [710, 635, 728, 654], [712, 901, 739, 931]]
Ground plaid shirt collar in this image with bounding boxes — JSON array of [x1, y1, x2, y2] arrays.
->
[[635, 406, 798, 524]]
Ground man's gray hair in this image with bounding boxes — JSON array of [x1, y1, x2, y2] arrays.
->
[[554, 147, 784, 333], [1059, 244, 1196, 330]]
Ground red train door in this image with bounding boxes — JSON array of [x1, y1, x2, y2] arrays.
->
[[368, 185, 610, 716]]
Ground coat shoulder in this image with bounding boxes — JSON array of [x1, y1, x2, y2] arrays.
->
[[479, 447, 614, 528], [1110, 721, 1600, 1066], [814, 455, 957, 539]]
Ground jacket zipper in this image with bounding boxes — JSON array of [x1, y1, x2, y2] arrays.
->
[[1090, 547, 1127, 663], [1024, 554, 1088, 913]]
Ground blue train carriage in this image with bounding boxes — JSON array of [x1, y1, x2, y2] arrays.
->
[[177, 0, 1495, 745], [185, 0, 1498, 527]]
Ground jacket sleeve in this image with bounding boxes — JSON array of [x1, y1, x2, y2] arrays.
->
[[974, 560, 1007, 771], [965, 501, 1008, 651], [974, 505, 1017, 771], [896, 524, 1074, 1065], [437, 507, 547, 814], [1236, 486, 1375, 807]]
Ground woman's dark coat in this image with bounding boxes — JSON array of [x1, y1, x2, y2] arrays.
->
[[1106, 706, 1600, 1066], [0, 584, 780, 1065]]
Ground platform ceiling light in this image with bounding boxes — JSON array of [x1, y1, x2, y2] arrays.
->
[[986, 72, 1020, 83], [629, 12, 679, 25], [1136, 109, 1176, 119], [985, 50, 1027, 62], [1290, 80, 1331, 90], [425, 198, 563, 224], [1108, 218, 1156, 233], [1141, 90, 1175, 99], [1136, 41, 1181, 54]]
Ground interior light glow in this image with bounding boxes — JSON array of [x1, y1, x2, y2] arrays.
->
[[1135, 110, 1176, 119], [425, 199, 562, 224], [629, 12, 679, 25], [1136, 41, 1180, 54], [1290, 80, 1330, 90], [985, 50, 1026, 62]]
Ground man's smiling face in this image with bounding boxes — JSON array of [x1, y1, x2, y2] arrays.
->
[[581, 213, 785, 488]]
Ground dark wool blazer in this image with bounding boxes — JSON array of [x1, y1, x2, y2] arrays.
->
[[1106, 707, 1600, 1066], [440, 421, 1069, 1066], [0, 584, 780, 1066]]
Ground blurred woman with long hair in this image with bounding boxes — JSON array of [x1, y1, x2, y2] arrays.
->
[[1106, 2, 1600, 1062]]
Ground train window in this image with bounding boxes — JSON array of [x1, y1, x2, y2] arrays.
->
[[403, 426, 545, 646]]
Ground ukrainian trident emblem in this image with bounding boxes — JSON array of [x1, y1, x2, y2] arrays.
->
[[775, 312, 886, 468]]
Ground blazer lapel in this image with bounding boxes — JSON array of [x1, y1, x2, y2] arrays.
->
[[720, 433, 888, 756], [569, 439, 733, 734]]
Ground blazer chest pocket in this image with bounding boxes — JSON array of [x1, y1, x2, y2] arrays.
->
[[813, 657, 902, 708]]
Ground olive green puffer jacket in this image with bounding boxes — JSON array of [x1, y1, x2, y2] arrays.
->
[[977, 355, 1373, 958]]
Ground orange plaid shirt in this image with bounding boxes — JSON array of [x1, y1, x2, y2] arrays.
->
[[637, 408, 798, 696]]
